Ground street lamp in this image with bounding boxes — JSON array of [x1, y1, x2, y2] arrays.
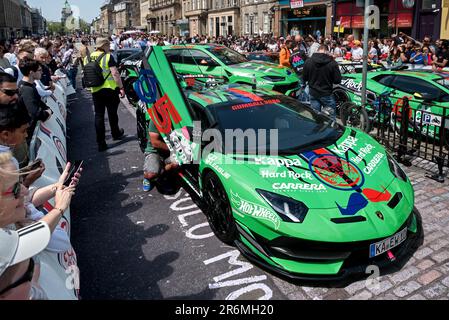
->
[[249, 14, 254, 35]]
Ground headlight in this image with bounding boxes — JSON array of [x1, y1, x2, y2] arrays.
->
[[261, 76, 285, 82], [257, 189, 309, 223], [387, 153, 407, 181]]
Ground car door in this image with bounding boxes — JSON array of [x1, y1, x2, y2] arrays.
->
[[136, 45, 200, 165]]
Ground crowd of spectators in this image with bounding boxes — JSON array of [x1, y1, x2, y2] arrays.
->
[[0, 35, 82, 299]]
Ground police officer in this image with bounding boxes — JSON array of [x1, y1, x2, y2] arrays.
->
[[84, 37, 125, 151]]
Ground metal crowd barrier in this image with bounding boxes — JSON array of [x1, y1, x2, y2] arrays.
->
[[28, 70, 80, 299], [371, 95, 449, 182]]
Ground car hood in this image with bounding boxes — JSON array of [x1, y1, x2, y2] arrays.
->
[[230, 61, 293, 78], [223, 128, 398, 210]]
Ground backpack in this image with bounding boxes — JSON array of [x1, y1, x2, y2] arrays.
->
[[82, 52, 110, 88]]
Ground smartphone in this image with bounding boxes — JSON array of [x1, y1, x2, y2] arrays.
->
[[22, 159, 43, 172], [64, 160, 84, 186]]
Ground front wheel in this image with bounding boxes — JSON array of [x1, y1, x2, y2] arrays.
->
[[340, 102, 371, 132], [202, 172, 237, 245]]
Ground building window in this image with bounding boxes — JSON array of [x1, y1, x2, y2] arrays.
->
[[245, 14, 249, 34], [422, 0, 438, 10], [221, 16, 226, 35], [228, 16, 232, 23], [210, 17, 214, 36], [253, 13, 258, 34], [263, 12, 269, 34]]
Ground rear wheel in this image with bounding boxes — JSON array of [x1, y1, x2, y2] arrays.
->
[[202, 171, 237, 245], [340, 102, 371, 132], [136, 106, 148, 153], [332, 88, 350, 117]]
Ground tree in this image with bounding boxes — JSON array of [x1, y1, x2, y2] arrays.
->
[[47, 21, 66, 35]]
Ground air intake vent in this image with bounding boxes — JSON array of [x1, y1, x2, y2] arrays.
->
[[388, 192, 403, 209], [331, 216, 367, 224]]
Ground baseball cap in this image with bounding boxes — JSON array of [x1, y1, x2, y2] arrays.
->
[[95, 37, 110, 49], [0, 221, 51, 276]]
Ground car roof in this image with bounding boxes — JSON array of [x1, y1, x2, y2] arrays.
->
[[163, 43, 227, 51], [367, 69, 447, 81]]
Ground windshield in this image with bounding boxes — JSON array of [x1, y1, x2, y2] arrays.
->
[[206, 47, 248, 65], [207, 95, 343, 154]]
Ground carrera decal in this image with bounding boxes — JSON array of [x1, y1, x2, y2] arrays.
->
[[363, 152, 384, 175], [231, 98, 280, 111], [147, 94, 182, 134], [272, 182, 326, 192], [230, 191, 280, 230]]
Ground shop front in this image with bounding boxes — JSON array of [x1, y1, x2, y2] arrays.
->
[[335, 0, 415, 39], [278, 0, 330, 38]]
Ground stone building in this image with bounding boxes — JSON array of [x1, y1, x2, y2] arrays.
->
[[147, 0, 182, 36], [240, 0, 277, 36], [0, 0, 23, 40]]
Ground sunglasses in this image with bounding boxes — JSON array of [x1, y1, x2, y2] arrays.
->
[[0, 88, 19, 97], [0, 258, 34, 296], [1, 180, 22, 199]]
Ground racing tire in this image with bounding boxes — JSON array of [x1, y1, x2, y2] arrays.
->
[[202, 171, 237, 245], [340, 101, 371, 133], [136, 106, 148, 153], [123, 77, 139, 105]]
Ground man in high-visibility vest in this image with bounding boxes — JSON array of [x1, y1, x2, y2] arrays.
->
[[84, 37, 125, 152]]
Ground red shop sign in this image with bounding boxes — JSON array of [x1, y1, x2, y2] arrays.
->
[[352, 16, 365, 28]]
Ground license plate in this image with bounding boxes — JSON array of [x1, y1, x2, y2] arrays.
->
[[369, 228, 407, 258]]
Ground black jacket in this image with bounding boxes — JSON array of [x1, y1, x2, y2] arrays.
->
[[302, 53, 342, 97]]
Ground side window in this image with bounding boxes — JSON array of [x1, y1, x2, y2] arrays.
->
[[165, 49, 182, 63], [181, 49, 213, 65], [373, 74, 395, 86], [393, 76, 440, 100]]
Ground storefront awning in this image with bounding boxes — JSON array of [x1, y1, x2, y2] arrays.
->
[[280, 17, 326, 22]]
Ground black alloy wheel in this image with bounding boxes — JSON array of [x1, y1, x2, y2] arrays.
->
[[202, 172, 237, 245]]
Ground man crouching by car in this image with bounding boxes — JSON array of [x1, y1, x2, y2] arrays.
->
[[142, 120, 179, 192], [302, 45, 342, 120]]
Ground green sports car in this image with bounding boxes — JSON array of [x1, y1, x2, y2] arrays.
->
[[334, 70, 449, 138], [133, 45, 420, 280], [162, 44, 301, 98]]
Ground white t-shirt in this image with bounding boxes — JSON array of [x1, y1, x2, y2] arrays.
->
[[351, 47, 364, 60]]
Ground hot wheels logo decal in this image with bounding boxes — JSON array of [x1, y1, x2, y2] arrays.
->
[[230, 191, 280, 230]]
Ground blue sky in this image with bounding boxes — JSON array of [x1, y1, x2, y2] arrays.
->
[[25, 0, 105, 22]]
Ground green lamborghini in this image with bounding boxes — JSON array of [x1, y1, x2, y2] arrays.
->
[[162, 44, 301, 98], [131, 46, 420, 280]]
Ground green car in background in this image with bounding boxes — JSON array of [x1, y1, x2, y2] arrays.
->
[[130, 46, 421, 280], [162, 44, 301, 98], [334, 70, 449, 139]]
